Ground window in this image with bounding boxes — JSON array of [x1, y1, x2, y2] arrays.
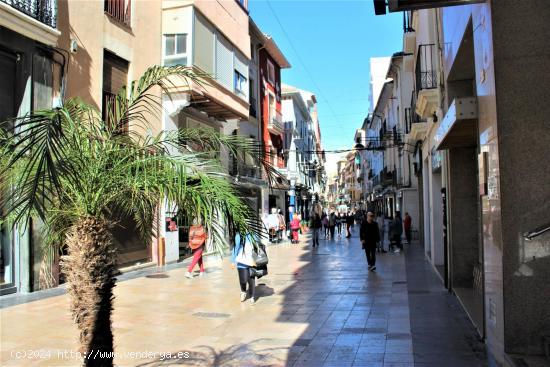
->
[[249, 78, 257, 117], [163, 34, 187, 66], [103, 50, 129, 130], [104, 0, 131, 26], [234, 71, 247, 96], [267, 59, 275, 84]]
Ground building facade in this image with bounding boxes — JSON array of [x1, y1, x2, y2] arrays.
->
[[281, 84, 321, 221], [376, 1, 550, 365], [257, 31, 290, 219], [161, 0, 252, 259], [0, 0, 162, 294], [1, 0, 62, 295]]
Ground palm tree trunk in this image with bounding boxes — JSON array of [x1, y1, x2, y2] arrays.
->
[[62, 217, 117, 367]]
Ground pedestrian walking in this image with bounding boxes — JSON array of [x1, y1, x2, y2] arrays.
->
[[322, 212, 329, 239], [186, 218, 207, 278], [232, 231, 258, 304], [290, 214, 301, 243], [328, 211, 337, 239], [376, 212, 387, 253], [267, 208, 279, 243], [346, 211, 354, 238], [310, 212, 322, 247], [393, 211, 403, 253], [360, 211, 381, 271], [336, 212, 343, 238], [404, 212, 412, 245]]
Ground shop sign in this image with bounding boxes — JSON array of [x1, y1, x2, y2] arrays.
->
[[431, 147, 442, 173]]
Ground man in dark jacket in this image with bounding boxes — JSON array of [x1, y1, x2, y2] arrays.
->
[[310, 213, 322, 247], [360, 211, 381, 271]]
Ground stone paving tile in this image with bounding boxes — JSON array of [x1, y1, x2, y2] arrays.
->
[[383, 352, 415, 363], [0, 235, 491, 367]]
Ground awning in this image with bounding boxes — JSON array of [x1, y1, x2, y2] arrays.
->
[[435, 97, 478, 150]]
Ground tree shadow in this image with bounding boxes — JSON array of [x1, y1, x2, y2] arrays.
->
[[135, 340, 286, 367]]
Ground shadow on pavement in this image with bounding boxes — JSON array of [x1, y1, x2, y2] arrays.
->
[[135, 340, 286, 366]]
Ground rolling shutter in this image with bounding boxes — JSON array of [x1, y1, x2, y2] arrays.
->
[[215, 33, 233, 90], [193, 15, 214, 74]]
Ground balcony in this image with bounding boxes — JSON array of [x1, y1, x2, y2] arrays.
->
[[104, 0, 131, 26], [0, 0, 59, 45], [381, 167, 395, 187], [1, 0, 56, 27], [405, 102, 427, 143], [268, 110, 284, 134], [231, 162, 261, 181], [415, 44, 439, 119]]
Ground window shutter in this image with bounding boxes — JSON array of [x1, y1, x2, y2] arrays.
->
[[194, 15, 214, 74], [103, 51, 129, 94], [215, 34, 233, 90]]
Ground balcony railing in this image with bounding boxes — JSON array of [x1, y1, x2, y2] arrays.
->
[[104, 0, 131, 26], [416, 44, 437, 91], [1, 0, 57, 28], [268, 110, 284, 132], [403, 11, 414, 32], [231, 163, 260, 180]]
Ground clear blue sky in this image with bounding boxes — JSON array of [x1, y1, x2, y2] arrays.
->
[[248, 0, 403, 151]]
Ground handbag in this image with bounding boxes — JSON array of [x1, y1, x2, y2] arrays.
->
[[254, 246, 269, 267]]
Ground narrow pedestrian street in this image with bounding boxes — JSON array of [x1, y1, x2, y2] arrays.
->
[[1, 229, 487, 367]]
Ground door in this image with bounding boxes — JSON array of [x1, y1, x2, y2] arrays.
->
[[0, 49, 18, 294]]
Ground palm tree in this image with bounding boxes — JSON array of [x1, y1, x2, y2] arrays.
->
[[0, 66, 274, 366]]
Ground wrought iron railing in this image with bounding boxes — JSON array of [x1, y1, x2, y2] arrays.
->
[[403, 11, 414, 33], [416, 44, 437, 91], [104, 0, 131, 26], [1, 0, 57, 28], [268, 109, 284, 132]]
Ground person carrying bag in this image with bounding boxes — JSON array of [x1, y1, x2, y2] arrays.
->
[[232, 232, 268, 304]]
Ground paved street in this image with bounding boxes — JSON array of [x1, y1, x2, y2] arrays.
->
[[1, 230, 487, 367]]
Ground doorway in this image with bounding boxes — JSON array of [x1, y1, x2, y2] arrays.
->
[[0, 49, 18, 294], [443, 20, 484, 337]]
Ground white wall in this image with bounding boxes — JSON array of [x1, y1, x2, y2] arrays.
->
[[369, 57, 391, 112]]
